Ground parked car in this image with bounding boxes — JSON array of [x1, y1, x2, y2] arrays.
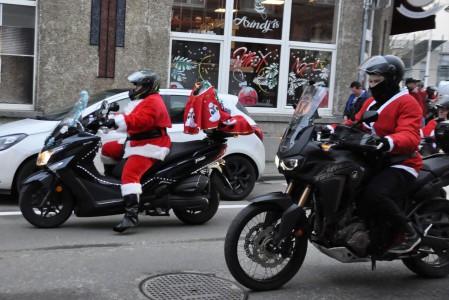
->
[[0, 89, 265, 200]]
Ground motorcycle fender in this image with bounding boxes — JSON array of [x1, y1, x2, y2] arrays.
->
[[249, 192, 295, 210], [22, 169, 54, 189]]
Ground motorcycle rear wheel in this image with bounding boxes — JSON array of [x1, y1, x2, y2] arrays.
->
[[402, 201, 449, 278], [19, 181, 74, 228], [173, 185, 220, 225], [224, 203, 308, 291]]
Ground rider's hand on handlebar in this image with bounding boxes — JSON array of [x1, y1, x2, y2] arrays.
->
[[376, 137, 391, 152], [104, 118, 117, 129]]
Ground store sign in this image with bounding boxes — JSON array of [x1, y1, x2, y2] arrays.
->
[[396, 0, 446, 18], [233, 16, 280, 33]]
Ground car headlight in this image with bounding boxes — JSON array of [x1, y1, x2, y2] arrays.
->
[[37, 150, 53, 166], [275, 155, 280, 168], [0, 133, 28, 151]]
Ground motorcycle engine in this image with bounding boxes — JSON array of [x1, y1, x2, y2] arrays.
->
[[335, 222, 370, 257]]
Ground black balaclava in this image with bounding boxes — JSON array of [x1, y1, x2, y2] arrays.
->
[[369, 75, 400, 106]]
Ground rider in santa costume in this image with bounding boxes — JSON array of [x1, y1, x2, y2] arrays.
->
[[101, 70, 172, 233]]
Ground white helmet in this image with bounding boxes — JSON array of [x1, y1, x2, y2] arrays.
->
[[438, 80, 449, 99]]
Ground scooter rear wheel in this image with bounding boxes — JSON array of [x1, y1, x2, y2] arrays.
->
[[20, 181, 74, 228], [173, 185, 220, 225]]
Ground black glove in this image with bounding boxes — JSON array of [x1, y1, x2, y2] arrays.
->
[[104, 118, 117, 129], [320, 125, 331, 138], [377, 137, 391, 152]]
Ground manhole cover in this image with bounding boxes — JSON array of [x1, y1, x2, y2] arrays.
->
[[139, 272, 247, 300]]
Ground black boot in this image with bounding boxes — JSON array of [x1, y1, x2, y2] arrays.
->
[[388, 222, 421, 254], [104, 164, 115, 176], [113, 194, 139, 233]]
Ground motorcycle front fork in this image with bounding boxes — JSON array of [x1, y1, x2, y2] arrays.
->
[[285, 182, 312, 208]]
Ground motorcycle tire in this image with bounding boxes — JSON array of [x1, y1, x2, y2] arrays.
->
[[173, 185, 220, 225], [402, 200, 449, 278], [224, 203, 308, 291], [20, 181, 74, 228]]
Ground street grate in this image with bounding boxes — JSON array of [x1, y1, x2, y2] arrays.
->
[[139, 272, 247, 300]]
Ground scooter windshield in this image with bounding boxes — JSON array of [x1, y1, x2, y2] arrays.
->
[[280, 85, 327, 151], [45, 91, 89, 146]]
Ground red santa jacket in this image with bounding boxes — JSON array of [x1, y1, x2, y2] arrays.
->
[[113, 93, 172, 160], [342, 89, 423, 176], [421, 118, 437, 138]]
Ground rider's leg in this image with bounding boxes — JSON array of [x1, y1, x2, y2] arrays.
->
[[361, 167, 420, 254], [101, 141, 124, 176], [113, 156, 157, 233]]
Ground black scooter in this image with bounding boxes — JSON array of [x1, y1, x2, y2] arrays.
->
[[19, 91, 230, 228]]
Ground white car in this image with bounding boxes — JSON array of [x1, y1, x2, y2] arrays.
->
[[0, 89, 265, 200]]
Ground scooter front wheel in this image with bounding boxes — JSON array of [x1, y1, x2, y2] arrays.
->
[[19, 181, 74, 228]]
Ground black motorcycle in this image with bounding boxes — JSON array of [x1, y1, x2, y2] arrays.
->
[[20, 91, 230, 228], [224, 85, 449, 291]]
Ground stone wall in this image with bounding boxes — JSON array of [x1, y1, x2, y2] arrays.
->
[[35, 0, 171, 114]]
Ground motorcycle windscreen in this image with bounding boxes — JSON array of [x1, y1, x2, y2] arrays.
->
[[280, 86, 327, 151], [44, 91, 89, 146]]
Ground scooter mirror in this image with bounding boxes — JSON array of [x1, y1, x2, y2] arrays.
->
[[108, 102, 120, 113]]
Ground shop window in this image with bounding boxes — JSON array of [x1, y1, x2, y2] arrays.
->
[[0, 2, 35, 105], [172, 0, 226, 35], [290, 0, 336, 44], [170, 40, 221, 90], [229, 42, 280, 108], [286, 49, 332, 108], [232, 0, 283, 40]]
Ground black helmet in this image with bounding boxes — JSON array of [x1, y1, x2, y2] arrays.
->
[[127, 70, 161, 100], [427, 85, 437, 94], [359, 55, 405, 86], [436, 95, 449, 109]]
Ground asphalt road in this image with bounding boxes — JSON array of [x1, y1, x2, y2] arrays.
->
[[0, 180, 448, 300]]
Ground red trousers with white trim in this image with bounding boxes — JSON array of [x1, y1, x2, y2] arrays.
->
[[102, 141, 156, 195]]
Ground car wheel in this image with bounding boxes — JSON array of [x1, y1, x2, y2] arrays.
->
[[215, 155, 257, 201], [14, 157, 39, 198]]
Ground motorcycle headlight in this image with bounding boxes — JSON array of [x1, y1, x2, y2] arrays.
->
[[37, 150, 53, 166], [280, 158, 299, 171], [0, 133, 28, 151]]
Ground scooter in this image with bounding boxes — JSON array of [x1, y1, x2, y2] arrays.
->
[[19, 91, 230, 228]]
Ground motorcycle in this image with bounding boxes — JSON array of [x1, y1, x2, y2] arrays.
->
[[20, 91, 231, 228], [224, 85, 449, 291]]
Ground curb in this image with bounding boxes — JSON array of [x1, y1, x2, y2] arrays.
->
[[258, 173, 284, 181]]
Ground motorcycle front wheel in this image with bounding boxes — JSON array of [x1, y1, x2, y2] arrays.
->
[[173, 185, 220, 225], [402, 201, 449, 278], [19, 181, 74, 228], [224, 203, 308, 291]]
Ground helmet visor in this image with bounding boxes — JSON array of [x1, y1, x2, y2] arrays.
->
[[359, 56, 390, 76], [127, 71, 144, 84]]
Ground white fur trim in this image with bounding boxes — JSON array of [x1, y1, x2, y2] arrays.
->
[[121, 183, 142, 196], [113, 114, 127, 132], [123, 144, 170, 160], [325, 125, 334, 134], [100, 154, 118, 165], [123, 100, 142, 115]]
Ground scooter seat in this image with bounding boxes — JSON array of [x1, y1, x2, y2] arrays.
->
[[164, 140, 211, 163], [421, 154, 449, 177]]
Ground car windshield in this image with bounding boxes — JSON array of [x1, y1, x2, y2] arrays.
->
[[44, 91, 90, 146], [37, 89, 128, 121], [279, 85, 327, 151]]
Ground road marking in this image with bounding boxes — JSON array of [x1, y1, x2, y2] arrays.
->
[[0, 204, 249, 217]]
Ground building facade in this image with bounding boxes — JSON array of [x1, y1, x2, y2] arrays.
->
[[0, 0, 393, 136]]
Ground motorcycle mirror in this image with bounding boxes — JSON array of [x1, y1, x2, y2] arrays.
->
[[356, 111, 378, 125], [100, 100, 109, 110], [108, 102, 120, 113]]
